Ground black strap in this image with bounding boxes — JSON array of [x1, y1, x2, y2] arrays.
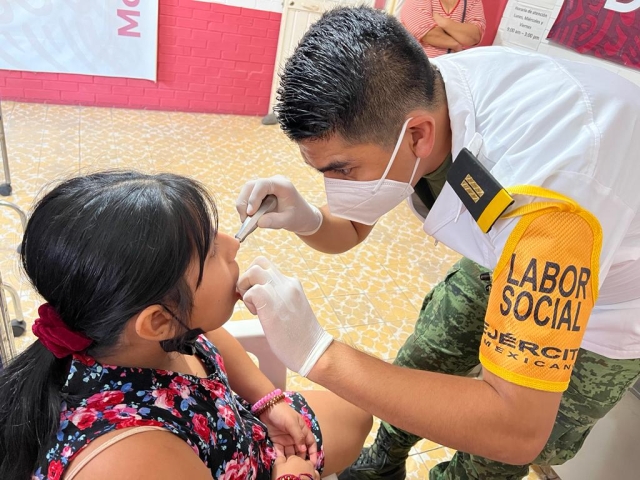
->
[[413, 177, 437, 211], [446, 0, 468, 55]]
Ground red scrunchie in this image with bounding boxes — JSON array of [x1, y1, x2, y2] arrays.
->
[[32, 303, 92, 358]]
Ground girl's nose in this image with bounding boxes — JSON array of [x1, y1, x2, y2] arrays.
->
[[231, 236, 240, 257]]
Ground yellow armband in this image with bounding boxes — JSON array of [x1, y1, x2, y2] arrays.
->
[[480, 208, 602, 392]]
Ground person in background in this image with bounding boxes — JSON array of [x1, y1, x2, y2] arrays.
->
[[401, 0, 486, 57]]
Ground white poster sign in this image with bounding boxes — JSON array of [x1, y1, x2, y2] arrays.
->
[[0, 0, 159, 81], [505, 2, 552, 50]]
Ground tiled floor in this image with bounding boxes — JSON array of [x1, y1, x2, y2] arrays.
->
[[0, 101, 545, 479]]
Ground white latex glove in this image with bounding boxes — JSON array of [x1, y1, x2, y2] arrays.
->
[[235, 175, 323, 235], [237, 257, 333, 377]]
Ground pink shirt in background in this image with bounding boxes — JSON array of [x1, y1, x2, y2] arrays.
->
[[401, 0, 486, 58]]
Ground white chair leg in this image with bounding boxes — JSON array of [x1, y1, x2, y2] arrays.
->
[[224, 320, 287, 391]]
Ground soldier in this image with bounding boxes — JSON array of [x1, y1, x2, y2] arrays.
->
[[237, 7, 640, 480]]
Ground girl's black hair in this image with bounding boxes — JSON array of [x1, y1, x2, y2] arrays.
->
[[0, 171, 217, 479]]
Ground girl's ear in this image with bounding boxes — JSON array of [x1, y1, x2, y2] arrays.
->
[[133, 305, 176, 342]]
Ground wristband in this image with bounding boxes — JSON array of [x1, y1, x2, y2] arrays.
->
[[276, 475, 314, 480], [251, 388, 285, 416]]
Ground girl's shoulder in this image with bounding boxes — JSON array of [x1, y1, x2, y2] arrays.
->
[[36, 342, 231, 479], [35, 335, 272, 480], [60, 427, 213, 480]]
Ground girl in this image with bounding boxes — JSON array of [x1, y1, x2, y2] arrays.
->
[[0, 171, 371, 480]]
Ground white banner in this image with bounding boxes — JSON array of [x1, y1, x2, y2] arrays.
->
[[0, 0, 159, 81]]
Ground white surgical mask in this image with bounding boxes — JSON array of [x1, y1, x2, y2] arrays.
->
[[324, 118, 421, 225]]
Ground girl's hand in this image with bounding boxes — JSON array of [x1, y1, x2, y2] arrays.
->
[[272, 455, 320, 480], [260, 402, 318, 465]]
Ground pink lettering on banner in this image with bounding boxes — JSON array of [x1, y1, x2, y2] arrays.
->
[[118, 0, 141, 37]]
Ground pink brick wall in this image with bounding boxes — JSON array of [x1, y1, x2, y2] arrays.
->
[[0, 0, 280, 116]]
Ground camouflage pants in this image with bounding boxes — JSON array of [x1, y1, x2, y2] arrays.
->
[[383, 257, 640, 480]]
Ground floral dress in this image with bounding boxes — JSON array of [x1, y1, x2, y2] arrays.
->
[[33, 335, 324, 480]]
